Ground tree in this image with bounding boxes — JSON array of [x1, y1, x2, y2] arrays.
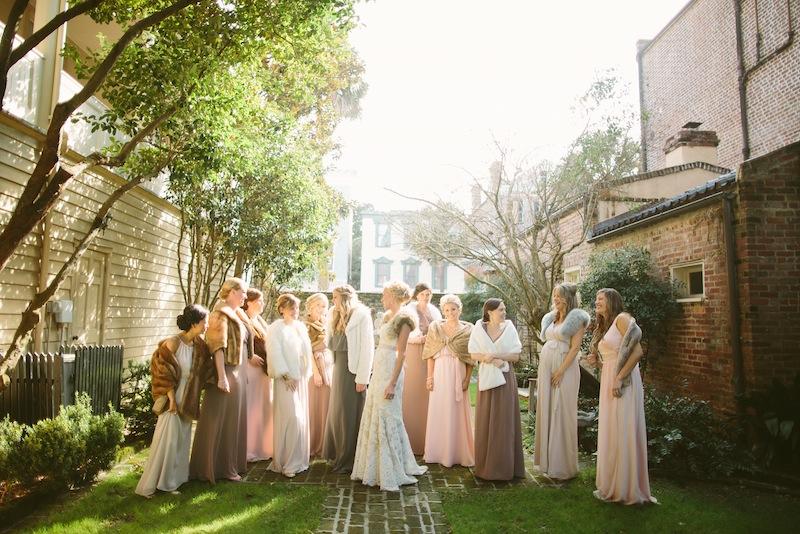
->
[[0, 0, 359, 390], [403, 75, 640, 349]]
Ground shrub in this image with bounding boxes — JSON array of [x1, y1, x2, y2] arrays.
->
[[578, 246, 680, 366], [119, 360, 156, 442], [0, 416, 25, 485], [644, 386, 746, 478], [18, 393, 124, 489], [743, 373, 800, 471]]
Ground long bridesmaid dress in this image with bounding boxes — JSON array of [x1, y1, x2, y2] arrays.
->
[[594, 318, 657, 504], [402, 309, 432, 455], [533, 321, 580, 479]]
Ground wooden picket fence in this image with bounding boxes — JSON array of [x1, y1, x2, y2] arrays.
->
[[0, 352, 63, 426], [0, 345, 123, 425], [69, 344, 124, 415]]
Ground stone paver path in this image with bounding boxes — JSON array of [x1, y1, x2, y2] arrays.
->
[[244, 455, 562, 533]]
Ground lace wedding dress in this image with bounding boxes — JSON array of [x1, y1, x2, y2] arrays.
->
[[351, 312, 427, 491]]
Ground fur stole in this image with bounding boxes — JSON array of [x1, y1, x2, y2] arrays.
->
[[540, 308, 591, 340], [206, 302, 255, 365], [616, 315, 642, 389], [150, 335, 214, 420], [305, 319, 327, 352], [382, 310, 417, 341], [422, 320, 473, 365]]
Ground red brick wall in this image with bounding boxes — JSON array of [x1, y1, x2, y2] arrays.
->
[[735, 141, 800, 392], [591, 206, 738, 414], [640, 0, 800, 171]]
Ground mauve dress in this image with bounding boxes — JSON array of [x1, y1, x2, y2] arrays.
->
[[322, 333, 365, 473], [533, 321, 580, 479], [245, 356, 273, 462], [595, 320, 657, 504], [402, 309, 432, 455], [307, 323, 332, 458], [189, 325, 249, 483], [473, 327, 525, 480]]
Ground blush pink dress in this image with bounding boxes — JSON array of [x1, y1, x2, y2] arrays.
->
[[595, 318, 657, 504], [423, 345, 475, 467]]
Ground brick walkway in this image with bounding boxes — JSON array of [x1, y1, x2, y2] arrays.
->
[[244, 456, 562, 533]]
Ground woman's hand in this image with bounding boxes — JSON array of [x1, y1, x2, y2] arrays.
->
[[492, 358, 506, 369], [217, 376, 230, 393], [384, 382, 396, 400], [551, 368, 564, 387], [461, 376, 470, 391], [426, 375, 434, 391], [585, 352, 599, 368], [313, 373, 323, 387], [168, 397, 178, 413], [249, 355, 264, 368], [356, 383, 367, 393], [285, 377, 299, 392], [612, 378, 623, 398]]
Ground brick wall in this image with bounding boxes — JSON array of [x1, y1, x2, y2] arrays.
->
[[640, 0, 800, 171], [591, 205, 738, 414], [735, 140, 800, 392]]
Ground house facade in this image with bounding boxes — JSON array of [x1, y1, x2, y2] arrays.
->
[[359, 211, 465, 294], [1, 4, 187, 362]]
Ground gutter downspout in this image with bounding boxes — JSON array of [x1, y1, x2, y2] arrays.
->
[[722, 193, 745, 408], [636, 40, 651, 172], [733, 0, 752, 161]]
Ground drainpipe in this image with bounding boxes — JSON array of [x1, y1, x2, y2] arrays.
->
[[636, 40, 651, 172], [722, 193, 745, 408], [733, 0, 752, 161]]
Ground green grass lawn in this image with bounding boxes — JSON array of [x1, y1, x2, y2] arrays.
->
[[17, 449, 328, 534], [441, 467, 800, 534]]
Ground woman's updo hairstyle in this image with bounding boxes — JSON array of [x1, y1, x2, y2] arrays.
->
[[276, 293, 301, 314], [177, 304, 208, 332], [412, 282, 432, 299], [384, 281, 412, 305], [482, 298, 503, 322]]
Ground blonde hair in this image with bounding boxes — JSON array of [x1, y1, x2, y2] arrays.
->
[[331, 284, 357, 333], [553, 283, 579, 323], [439, 293, 462, 310], [276, 293, 301, 314], [384, 281, 411, 305], [219, 277, 247, 300], [305, 292, 329, 314]]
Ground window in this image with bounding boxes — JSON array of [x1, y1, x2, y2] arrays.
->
[[402, 258, 421, 287], [375, 221, 391, 248], [431, 262, 447, 291], [671, 261, 705, 302], [374, 258, 392, 288], [564, 267, 581, 284]]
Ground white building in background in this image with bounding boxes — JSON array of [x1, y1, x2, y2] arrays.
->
[[300, 208, 352, 292], [359, 211, 465, 294]]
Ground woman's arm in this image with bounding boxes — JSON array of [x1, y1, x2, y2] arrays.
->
[[214, 349, 229, 392], [613, 342, 643, 397], [167, 388, 177, 413], [462, 363, 473, 391], [385, 324, 412, 399], [551, 326, 587, 387], [426, 357, 435, 391]]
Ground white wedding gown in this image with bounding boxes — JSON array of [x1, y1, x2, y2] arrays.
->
[[351, 316, 427, 491]]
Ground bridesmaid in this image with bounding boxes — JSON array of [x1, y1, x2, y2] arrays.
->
[[533, 283, 589, 480], [190, 278, 254, 483], [588, 288, 657, 504], [267, 293, 313, 478], [422, 294, 474, 467], [136, 305, 213, 497], [243, 288, 273, 462], [305, 293, 332, 458], [468, 298, 525, 480], [322, 285, 374, 473], [402, 283, 442, 455]]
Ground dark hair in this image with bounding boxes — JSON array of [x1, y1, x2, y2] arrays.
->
[[482, 298, 503, 322], [412, 282, 432, 299], [176, 304, 208, 332], [243, 288, 264, 311]]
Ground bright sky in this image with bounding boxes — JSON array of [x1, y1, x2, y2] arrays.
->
[[326, 0, 689, 210]]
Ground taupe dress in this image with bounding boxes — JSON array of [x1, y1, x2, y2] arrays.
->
[[402, 309, 432, 455], [322, 333, 365, 473], [189, 326, 249, 483]]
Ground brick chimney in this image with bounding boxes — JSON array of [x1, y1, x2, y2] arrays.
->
[[663, 126, 720, 167], [489, 161, 502, 193], [471, 183, 482, 212]]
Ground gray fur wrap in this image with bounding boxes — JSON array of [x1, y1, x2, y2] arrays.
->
[[616, 316, 642, 389], [540, 308, 590, 340]]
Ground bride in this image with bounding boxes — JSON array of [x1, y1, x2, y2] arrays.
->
[[351, 281, 428, 491]]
